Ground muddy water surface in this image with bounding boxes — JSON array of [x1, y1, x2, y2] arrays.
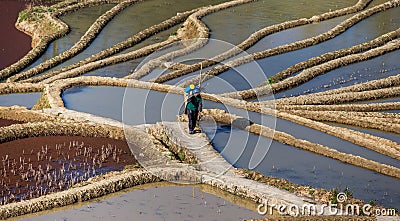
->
[[0, 136, 136, 204], [0, 118, 22, 127], [23, 4, 115, 71], [0, 1, 31, 70]]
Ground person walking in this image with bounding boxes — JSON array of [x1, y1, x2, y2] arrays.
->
[[185, 88, 202, 134]]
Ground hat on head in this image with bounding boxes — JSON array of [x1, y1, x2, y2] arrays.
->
[[193, 88, 200, 94]]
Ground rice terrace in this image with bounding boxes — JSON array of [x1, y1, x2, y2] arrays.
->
[[0, 0, 399, 220]]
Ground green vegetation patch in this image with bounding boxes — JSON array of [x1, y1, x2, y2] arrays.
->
[[18, 5, 53, 23]]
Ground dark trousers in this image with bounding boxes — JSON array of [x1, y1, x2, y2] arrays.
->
[[187, 110, 198, 131]]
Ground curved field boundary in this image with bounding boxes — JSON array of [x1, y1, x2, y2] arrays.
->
[[274, 85, 400, 105], [42, 76, 400, 166], [124, 0, 257, 80], [154, 0, 373, 84], [275, 111, 400, 159], [0, 11, 68, 80], [180, 0, 400, 88], [201, 109, 400, 179], [236, 100, 400, 161], [0, 83, 44, 94], [285, 110, 400, 135], [0, 169, 159, 219], [53, 0, 132, 14], [0, 106, 58, 123], [263, 29, 400, 84], [43, 76, 183, 108], [326, 111, 400, 122], [0, 121, 125, 143], [23, 8, 200, 83], [222, 30, 400, 99], [284, 108, 400, 119], [273, 74, 400, 105], [40, 75, 270, 115], [41, 76, 268, 116], [7, 0, 141, 82], [276, 102, 400, 112], [270, 39, 400, 94], [281, 75, 400, 101], [0, 0, 123, 80], [41, 37, 178, 83]]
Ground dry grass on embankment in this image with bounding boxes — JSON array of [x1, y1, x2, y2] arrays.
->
[[8, 0, 141, 82], [155, 0, 373, 85], [0, 0, 127, 80], [23, 7, 200, 83], [284, 110, 400, 134], [180, 0, 397, 88], [276, 102, 400, 112], [128, 0, 257, 81]]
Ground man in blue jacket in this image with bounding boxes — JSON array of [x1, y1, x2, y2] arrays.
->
[[185, 88, 202, 134]]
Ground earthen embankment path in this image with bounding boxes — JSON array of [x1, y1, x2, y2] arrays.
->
[[0, 0, 399, 217]]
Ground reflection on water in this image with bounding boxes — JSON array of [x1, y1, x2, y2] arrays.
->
[[203, 0, 357, 45], [204, 7, 400, 95], [83, 59, 143, 78], [42, 0, 229, 74], [24, 5, 114, 71], [202, 123, 400, 210], [246, 15, 350, 54], [249, 6, 399, 56], [203, 100, 400, 168], [18, 184, 262, 221], [0, 93, 41, 109], [84, 25, 180, 78], [274, 50, 400, 99], [204, 99, 397, 163], [12, 0, 399, 215], [63, 86, 184, 125]]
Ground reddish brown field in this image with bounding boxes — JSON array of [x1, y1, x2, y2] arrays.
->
[[0, 1, 32, 70], [0, 119, 23, 128], [0, 136, 137, 205]]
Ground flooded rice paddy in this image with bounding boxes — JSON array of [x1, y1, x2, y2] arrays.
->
[[62, 86, 400, 208], [0, 136, 136, 205], [0, 93, 41, 109], [202, 123, 400, 208], [0, 0, 399, 218], [16, 183, 263, 221]]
